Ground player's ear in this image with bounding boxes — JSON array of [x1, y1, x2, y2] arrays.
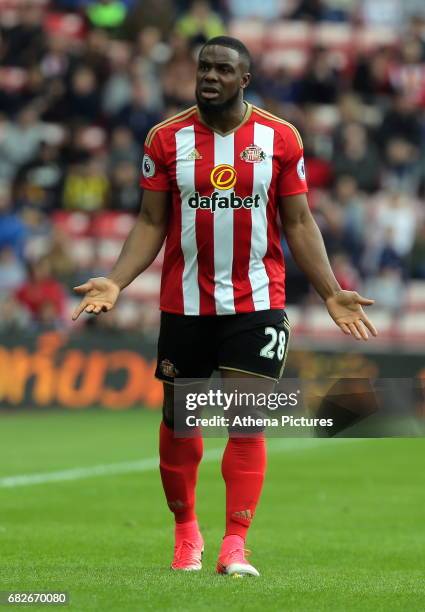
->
[[241, 72, 251, 89]]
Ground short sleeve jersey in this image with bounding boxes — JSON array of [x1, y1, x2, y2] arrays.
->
[[140, 103, 308, 316]]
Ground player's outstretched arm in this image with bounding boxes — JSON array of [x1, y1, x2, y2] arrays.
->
[[72, 189, 169, 320], [279, 193, 378, 341]]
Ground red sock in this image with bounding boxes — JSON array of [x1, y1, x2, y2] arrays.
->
[[159, 421, 203, 524], [221, 435, 267, 540]]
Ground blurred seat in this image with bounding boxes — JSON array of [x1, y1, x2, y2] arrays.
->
[[399, 312, 425, 340], [306, 305, 337, 336], [96, 238, 124, 268], [91, 212, 135, 239], [266, 21, 312, 51], [228, 19, 266, 55], [71, 237, 96, 269], [364, 309, 392, 335], [125, 272, 161, 301], [43, 12, 86, 39], [315, 23, 354, 50], [308, 105, 340, 134], [115, 298, 143, 329], [52, 211, 91, 237], [283, 305, 301, 330], [0, 67, 27, 90], [262, 48, 309, 76], [76, 126, 107, 152], [355, 27, 399, 54], [406, 282, 425, 311], [305, 306, 395, 338]]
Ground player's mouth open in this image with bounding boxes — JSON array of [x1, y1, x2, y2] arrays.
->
[[200, 88, 220, 99]]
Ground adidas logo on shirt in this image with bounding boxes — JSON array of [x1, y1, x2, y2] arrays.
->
[[186, 148, 203, 160]]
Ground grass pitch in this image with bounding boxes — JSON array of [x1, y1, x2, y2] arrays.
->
[[0, 410, 424, 611]]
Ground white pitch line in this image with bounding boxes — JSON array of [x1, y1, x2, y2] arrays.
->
[[0, 438, 354, 489]]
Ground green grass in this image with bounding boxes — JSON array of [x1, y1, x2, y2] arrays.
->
[[0, 410, 424, 611]]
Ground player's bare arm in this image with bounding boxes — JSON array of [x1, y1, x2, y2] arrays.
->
[[279, 193, 378, 341], [72, 189, 169, 320]]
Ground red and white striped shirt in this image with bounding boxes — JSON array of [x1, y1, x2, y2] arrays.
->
[[140, 103, 308, 316]]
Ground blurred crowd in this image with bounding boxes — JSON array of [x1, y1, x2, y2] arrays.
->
[[0, 0, 424, 332]]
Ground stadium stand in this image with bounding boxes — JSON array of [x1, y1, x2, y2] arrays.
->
[[0, 0, 424, 344]]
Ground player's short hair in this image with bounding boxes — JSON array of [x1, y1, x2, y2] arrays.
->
[[199, 36, 252, 72]]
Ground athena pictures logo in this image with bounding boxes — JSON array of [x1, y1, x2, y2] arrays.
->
[[143, 153, 156, 178], [210, 164, 237, 190]]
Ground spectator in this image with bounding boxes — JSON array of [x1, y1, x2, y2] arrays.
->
[[291, 0, 328, 21], [132, 27, 168, 111], [62, 158, 109, 211], [19, 206, 53, 262], [382, 137, 422, 194], [17, 142, 64, 211], [334, 175, 367, 265], [1, 5, 45, 67], [409, 221, 425, 279], [379, 94, 423, 150], [333, 122, 381, 192], [0, 1, 423, 333], [363, 191, 419, 275], [18, 67, 48, 113], [0, 296, 30, 332], [227, 0, 284, 20], [0, 246, 26, 295], [176, 1, 226, 47], [330, 252, 360, 291], [39, 34, 73, 81], [352, 49, 395, 104], [296, 49, 341, 105], [113, 82, 161, 142], [0, 107, 43, 181], [363, 266, 405, 315], [360, 0, 403, 28], [45, 228, 77, 288], [67, 67, 101, 124], [86, 0, 129, 32], [373, 192, 417, 258], [0, 182, 27, 258], [15, 256, 67, 327], [161, 34, 197, 106], [102, 42, 133, 117], [124, 0, 176, 38], [390, 36, 425, 105], [110, 160, 140, 212], [108, 126, 140, 169]]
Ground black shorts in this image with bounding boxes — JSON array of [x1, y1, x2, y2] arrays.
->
[[155, 309, 290, 384]]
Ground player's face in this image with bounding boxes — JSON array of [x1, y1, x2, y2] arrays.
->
[[196, 45, 250, 112]]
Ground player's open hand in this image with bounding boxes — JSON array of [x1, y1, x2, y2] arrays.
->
[[325, 290, 378, 341], [72, 277, 120, 321]]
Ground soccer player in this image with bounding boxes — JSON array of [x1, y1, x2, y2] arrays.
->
[[72, 36, 377, 577]]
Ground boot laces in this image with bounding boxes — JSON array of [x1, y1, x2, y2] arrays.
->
[[225, 547, 251, 564], [174, 539, 201, 565]]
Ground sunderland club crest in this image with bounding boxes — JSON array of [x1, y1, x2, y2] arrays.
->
[[160, 359, 179, 378], [240, 144, 266, 163]]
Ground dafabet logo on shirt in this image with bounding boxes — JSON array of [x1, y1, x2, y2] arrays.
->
[[210, 164, 237, 190], [188, 164, 260, 213], [187, 164, 260, 213]]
